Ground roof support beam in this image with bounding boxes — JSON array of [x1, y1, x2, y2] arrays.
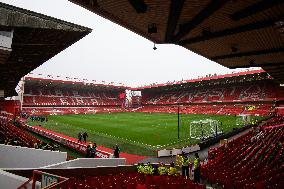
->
[[267, 74, 284, 79], [264, 67, 284, 73], [165, 0, 185, 43], [212, 47, 284, 60], [179, 15, 284, 45], [81, 0, 98, 7], [267, 73, 284, 78], [269, 73, 284, 77], [230, 0, 284, 21], [229, 62, 284, 69], [173, 0, 229, 42], [13, 43, 59, 46], [267, 73, 284, 80], [263, 64, 284, 69]]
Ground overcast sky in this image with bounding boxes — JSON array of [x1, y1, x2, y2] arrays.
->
[[2, 0, 256, 87]]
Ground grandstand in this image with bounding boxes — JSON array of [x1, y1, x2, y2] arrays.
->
[[135, 70, 281, 117], [203, 119, 284, 188], [19, 69, 284, 117], [0, 1, 284, 189], [21, 76, 126, 115]]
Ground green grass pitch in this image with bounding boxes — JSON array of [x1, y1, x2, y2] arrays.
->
[[27, 112, 262, 156]]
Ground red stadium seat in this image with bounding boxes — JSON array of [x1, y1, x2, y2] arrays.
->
[[203, 120, 284, 189]]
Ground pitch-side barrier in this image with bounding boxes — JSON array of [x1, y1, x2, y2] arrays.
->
[[20, 122, 113, 158]]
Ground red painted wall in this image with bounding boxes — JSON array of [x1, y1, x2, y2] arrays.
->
[[0, 100, 20, 114]]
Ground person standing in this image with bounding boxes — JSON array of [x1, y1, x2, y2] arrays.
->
[[194, 153, 201, 183], [182, 153, 190, 179], [90, 143, 97, 158], [175, 153, 183, 167], [158, 162, 168, 175], [78, 132, 82, 143], [86, 143, 92, 158], [83, 132, 88, 143], [168, 162, 178, 176], [113, 144, 120, 158]]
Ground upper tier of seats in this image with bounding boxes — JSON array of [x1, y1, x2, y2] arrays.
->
[[136, 104, 274, 116], [22, 106, 124, 116], [202, 120, 284, 189], [142, 81, 279, 105], [23, 88, 122, 106]]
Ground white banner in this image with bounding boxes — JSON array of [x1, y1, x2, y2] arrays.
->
[[157, 145, 200, 157]]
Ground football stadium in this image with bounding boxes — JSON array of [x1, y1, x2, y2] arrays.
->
[[0, 1, 284, 189]]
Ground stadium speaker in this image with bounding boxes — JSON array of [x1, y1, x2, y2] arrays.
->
[[153, 43, 157, 50]]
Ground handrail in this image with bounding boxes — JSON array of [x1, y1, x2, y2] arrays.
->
[[16, 177, 33, 189], [17, 170, 69, 189], [42, 178, 71, 189]]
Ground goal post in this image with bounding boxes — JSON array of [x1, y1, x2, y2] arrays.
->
[[190, 119, 222, 140], [236, 114, 251, 126]]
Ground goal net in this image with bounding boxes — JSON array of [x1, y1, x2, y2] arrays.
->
[[190, 119, 222, 140], [236, 114, 251, 126]]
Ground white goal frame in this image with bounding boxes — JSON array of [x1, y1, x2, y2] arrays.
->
[[189, 119, 221, 140], [236, 114, 251, 126]]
